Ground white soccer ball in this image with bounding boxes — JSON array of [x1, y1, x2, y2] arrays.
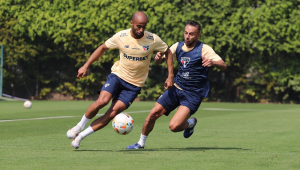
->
[[112, 113, 134, 135], [24, 100, 32, 109]]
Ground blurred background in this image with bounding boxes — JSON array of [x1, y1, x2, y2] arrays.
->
[[0, 0, 299, 103]]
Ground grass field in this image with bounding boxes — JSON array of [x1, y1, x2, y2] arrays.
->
[[0, 101, 300, 170]]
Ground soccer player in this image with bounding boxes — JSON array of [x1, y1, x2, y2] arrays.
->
[[67, 11, 174, 149], [126, 20, 227, 149]]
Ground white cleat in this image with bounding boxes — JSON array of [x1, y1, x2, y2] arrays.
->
[[71, 135, 83, 149], [66, 125, 82, 140]]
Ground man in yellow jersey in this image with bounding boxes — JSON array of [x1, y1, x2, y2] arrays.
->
[[66, 11, 174, 149], [127, 20, 227, 149]]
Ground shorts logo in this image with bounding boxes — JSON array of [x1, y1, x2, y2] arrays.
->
[[128, 102, 132, 105], [105, 83, 110, 88], [181, 57, 190, 68], [143, 45, 149, 52], [124, 45, 129, 48]]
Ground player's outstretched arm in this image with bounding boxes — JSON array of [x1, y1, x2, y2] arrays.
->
[[162, 48, 174, 89], [77, 43, 109, 79]]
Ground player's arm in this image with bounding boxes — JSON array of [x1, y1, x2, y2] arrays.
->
[[202, 44, 227, 70], [154, 42, 178, 64], [77, 43, 109, 79], [161, 48, 174, 89], [202, 57, 227, 70]]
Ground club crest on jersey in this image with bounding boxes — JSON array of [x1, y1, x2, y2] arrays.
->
[[143, 45, 149, 52], [104, 83, 110, 88], [181, 57, 190, 68]]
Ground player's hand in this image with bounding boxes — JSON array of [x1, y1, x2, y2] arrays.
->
[[202, 56, 213, 67], [164, 77, 174, 89], [155, 52, 162, 61], [77, 66, 88, 79], [155, 52, 166, 64]]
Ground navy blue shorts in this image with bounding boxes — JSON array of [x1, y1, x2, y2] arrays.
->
[[157, 86, 203, 116], [100, 73, 141, 108]]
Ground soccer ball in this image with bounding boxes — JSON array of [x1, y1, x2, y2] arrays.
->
[[112, 113, 134, 135], [24, 100, 32, 109]]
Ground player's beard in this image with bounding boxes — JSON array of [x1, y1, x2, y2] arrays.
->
[[185, 39, 196, 47], [132, 28, 144, 39]]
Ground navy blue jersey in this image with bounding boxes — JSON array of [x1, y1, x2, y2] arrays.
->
[[174, 41, 210, 98]]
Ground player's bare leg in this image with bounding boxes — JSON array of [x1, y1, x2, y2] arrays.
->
[[71, 100, 127, 149], [67, 91, 113, 140], [126, 102, 166, 149], [90, 100, 127, 131], [169, 105, 191, 132]]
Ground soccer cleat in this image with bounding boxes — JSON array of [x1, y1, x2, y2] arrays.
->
[[66, 125, 82, 140], [184, 117, 197, 138], [71, 135, 83, 149], [126, 143, 144, 149]]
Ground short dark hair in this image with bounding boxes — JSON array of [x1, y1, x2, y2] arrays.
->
[[186, 20, 201, 33]]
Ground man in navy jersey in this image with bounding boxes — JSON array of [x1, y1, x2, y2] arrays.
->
[[126, 20, 227, 149]]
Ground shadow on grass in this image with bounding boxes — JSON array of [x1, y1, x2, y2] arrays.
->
[[75, 147, 250, 152]]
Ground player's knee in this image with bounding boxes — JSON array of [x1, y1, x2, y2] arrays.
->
[[148, 109, 162, 121], [169, 122, 181, 132], [95, 98, 110, 108]]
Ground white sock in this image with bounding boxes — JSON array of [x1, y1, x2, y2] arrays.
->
[[187, 118, 195, 128], [77, 114, 91, 129], [78, 125, 94, 138], [137, 134, 148, 147]]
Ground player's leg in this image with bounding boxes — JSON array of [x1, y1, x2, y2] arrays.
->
[[67, 73, 118, 140], [126, 102, 166, 149], [169, 105, 191, 132], [71, 75, 141, 149], [71, 100, 127, 149], [177, 91, 202, 138], [127, 86, 179, 149], [66, 90, 113, 140], [142, 103, 166, 136]]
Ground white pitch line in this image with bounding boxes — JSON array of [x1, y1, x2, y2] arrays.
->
[[0, 108, 279, 123], [0, 116, 77, 123], [0, 110, 152, 123]]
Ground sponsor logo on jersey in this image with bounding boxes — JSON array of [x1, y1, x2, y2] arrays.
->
[[124, 45, 129, 48], [105, 83, 110, 88], [120, 33, 128, 37], [143, 45, 149, 52], [181, 57, 190, 68], [132, 45, 140, 50], [123, 53, 148, 61], [146, 35, 154, 40], [181, 72, 191, 79]]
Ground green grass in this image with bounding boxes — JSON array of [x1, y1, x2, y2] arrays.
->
[[0, 101, 300, 170]]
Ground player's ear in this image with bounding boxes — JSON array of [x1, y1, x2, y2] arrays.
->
[[197, 32, 201, 39], [130, 20, 133, 26]]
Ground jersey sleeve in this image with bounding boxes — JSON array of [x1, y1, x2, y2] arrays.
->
[[162, 42, 178, 60], [153, 34, 168, 53], [105, 33, 119, 49], [202, 44, 222, 61]]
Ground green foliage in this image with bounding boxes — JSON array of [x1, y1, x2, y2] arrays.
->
[[1, 0, 300, 102]]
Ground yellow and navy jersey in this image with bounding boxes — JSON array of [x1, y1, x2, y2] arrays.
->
[[165, 41, 222, 97], [105, 29, 168, 87], [168, 42, 222, 61]]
